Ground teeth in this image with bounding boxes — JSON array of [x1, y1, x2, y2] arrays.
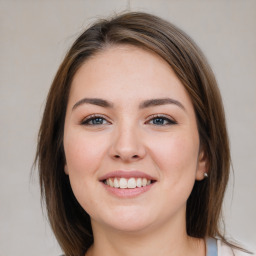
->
[[142, 178, 147, 187], [114, 178, 119, 188], [136, 178, 142, 187], [105, 177, 152, 189], [120, 178, 128, 188], [127, 178, 136, 188], [109, 178, 114, 187]]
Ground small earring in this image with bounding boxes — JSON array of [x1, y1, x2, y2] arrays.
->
[[204, 172, 208, 178]]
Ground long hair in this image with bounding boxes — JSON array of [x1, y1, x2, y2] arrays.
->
[[36, 12, 231, 256]]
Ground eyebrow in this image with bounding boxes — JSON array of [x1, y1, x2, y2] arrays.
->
[[72, 97, 185, 111], [72, 98, 114, 110], [139, 98, 186, 111]]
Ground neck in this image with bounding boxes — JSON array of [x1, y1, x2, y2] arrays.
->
[[86, 213, 205, 256]]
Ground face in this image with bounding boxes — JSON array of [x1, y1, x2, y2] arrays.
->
[[63, 45, 207, 234]]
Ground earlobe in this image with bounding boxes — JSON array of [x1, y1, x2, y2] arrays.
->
[[196, 149, 208, 181], [64, 164, 69, 175]]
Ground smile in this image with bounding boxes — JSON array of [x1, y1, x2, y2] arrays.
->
[[103, 177, 153, 188]]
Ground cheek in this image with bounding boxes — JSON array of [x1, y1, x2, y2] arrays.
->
[[64, 130, 108, 177], [150, 134, 199, 171], [148, 131, 199, 179], [63, 130, 109, 214], [149, 132, 200, 210]]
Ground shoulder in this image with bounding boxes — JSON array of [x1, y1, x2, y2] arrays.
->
[[217, 239, 252, 256]]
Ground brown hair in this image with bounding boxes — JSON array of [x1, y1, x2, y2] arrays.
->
[[36, 12, 231, 256]]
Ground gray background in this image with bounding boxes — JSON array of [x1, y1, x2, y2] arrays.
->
[[0, 0, 255, 255]]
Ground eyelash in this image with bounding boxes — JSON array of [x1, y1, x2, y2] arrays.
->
[[81, 114, 177, 126], [146, 114, 177, 126], [81, 114, 110, 126]]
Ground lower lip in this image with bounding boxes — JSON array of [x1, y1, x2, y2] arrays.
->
[[101, 183, 155, 198]]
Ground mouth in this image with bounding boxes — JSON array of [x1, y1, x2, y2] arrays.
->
[[99, 171, 157, 195], [102, 177, 156, 189]]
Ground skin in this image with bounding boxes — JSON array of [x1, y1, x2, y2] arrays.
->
[[63, 45, 207, 256]]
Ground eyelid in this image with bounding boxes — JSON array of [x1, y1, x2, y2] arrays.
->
[[81, 114, 112, 125], [80, 113, 177, 126], [145, 114, 177, 125]]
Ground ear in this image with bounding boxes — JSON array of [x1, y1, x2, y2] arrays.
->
[[64, 164, 69, 175], [196, 148, 208, 181]]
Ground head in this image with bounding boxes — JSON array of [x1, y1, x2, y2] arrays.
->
[[36, 12, 230, 256]]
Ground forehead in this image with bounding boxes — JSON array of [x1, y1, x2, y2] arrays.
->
[[69, 45, 192, 109]]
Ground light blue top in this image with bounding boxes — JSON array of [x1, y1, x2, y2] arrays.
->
[[207, 237, 218, 256]]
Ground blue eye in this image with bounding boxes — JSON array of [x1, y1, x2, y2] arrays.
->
[[81, 115, 109, 125], [148, 115, 177, 126]]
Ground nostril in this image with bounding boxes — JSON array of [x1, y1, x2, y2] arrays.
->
[[132, 155, 139, 158], [114, 155, 120, 158]]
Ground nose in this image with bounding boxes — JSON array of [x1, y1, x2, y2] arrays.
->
[[109, 124, 146, 162]]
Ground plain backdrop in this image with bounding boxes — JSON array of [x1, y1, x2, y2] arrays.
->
[[0, 0, 255, 255]]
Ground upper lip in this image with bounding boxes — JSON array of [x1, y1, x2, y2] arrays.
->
[[99, 170, 157, 181]]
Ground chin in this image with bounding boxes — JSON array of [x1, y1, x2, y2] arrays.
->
[[106, 219, 153, 233], [93, 206, 156, 233]]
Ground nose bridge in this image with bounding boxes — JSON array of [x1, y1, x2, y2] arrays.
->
[[110, 117, 145, 161]]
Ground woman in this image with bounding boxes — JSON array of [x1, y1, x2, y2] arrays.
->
[[36, 12, 250, 256]]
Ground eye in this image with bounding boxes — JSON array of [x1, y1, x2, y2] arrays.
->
[[81, 115, 110, 126], [146, 114, 177, 126]]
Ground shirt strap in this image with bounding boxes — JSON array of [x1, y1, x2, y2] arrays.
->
[[206, 237, 218, 256]]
